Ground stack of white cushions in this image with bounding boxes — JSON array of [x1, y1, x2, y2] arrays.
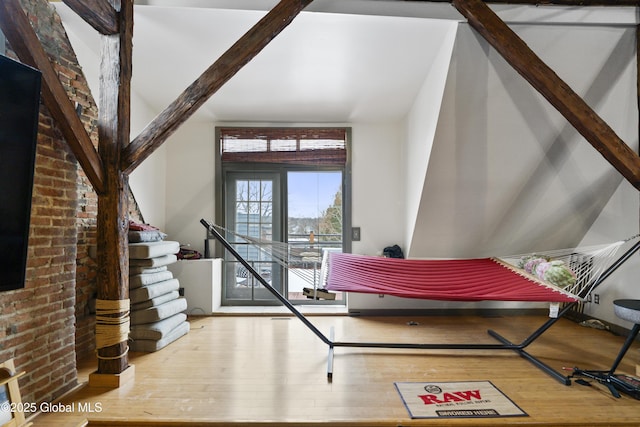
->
[[128, 232, 189, 352]]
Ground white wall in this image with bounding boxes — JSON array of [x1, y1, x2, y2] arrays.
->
[[128, 100, 168, 229], [404, 21, 458, 254], [411, 23, 638, 260], [162, 119, 216, 253], [349, 122, 405, 256], [580, 182, 640, 328]]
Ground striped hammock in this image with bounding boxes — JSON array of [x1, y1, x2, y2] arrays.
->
[[204, 222, 637, 304], [325, 254, 579, 302], [325, 237, 637, 303]]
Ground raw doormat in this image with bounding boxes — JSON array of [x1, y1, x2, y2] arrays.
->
[[395, 381, 527, 419]]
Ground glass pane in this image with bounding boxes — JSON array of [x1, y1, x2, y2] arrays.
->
[[261, 202, 272, 218], [248, 181, 260, 201], [261, 181, 272, 202], [247, 202, 259, 216], [236, 200, 249, 214], [236, 180, 248, 201], [287, 171, 343, 302], [287, 172, 342, 221], [225, 173, 281, 304]]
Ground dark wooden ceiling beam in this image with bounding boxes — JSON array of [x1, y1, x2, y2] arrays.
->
[[453, 0, 640, 190], [120, 0, 314, 175], [62, 0, 118, 35], [0, 0, 105, 194]]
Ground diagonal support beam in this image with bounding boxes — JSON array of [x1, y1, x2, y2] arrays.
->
[[0, 0, 105, 194], [453, 0, 640, 191], [62, 0, 118, 35], [121, 0, 314, 175]]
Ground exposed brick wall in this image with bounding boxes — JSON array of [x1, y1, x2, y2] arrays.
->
[[0, 0, 142, 409], [0, 92, 80, 408]]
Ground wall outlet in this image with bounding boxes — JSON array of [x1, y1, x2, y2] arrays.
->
[[352, 227, 361, 241], [594, 294, 600, 304]]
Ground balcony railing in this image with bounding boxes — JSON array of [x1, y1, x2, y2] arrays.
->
[[287, 233, 342, 268]]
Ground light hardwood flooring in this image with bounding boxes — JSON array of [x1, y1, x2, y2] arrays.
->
[[29, 313, 640, 426]]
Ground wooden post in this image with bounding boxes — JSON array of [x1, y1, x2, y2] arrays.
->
[[92, 0, 134, 381]]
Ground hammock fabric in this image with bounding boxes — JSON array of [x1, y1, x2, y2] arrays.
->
[[325, 253, 579, 303]]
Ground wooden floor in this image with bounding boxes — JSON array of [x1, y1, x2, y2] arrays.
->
[[29, 313, 640, 426]]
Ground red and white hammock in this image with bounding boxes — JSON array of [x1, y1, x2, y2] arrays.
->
[[325, 253, 579, 303], [202, 222, 635, 304]]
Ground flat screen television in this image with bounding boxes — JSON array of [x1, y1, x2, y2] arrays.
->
[[0, 55, 42, 291]]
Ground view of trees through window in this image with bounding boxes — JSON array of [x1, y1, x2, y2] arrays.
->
[[287, 171, 342, 242], [286, 171, 342, 302]]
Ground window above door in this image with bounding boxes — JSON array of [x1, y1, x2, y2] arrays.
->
[[219, 127, 347, 166]]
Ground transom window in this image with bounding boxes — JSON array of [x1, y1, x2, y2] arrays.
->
[[220, 127, 347, 165]]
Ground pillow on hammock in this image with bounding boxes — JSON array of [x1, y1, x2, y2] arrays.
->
[[517, 255, 576, 288]]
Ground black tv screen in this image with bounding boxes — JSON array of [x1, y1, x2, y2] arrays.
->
[[0, 55, 42, 291]]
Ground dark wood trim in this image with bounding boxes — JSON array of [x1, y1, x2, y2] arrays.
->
[[121, 0, 314, 175], [0, 0, 105, 194], [95, 0, 134, 375], [453, 0, 640, 190], [62, 0, 118, 35], [220, 127, 348, 141]]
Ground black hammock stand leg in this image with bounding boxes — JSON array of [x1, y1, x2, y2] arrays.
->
[[202, 219, 640, 384], [200, 219, 333, 347], [201, 220, 338, 378], [489, 239, 640, 386], [487, 304, 576, 385], [568, 323, 640, 399]]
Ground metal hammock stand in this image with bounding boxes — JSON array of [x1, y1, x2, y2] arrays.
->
[[201, 219, 640, 385]]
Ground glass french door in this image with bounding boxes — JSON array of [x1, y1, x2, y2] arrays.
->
[[221, 169, 347, 306], [223, 172, 283, 305]]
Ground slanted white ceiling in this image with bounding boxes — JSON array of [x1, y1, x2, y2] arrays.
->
[[53, 1, 636, 124], [55, 4, 458, 123]]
